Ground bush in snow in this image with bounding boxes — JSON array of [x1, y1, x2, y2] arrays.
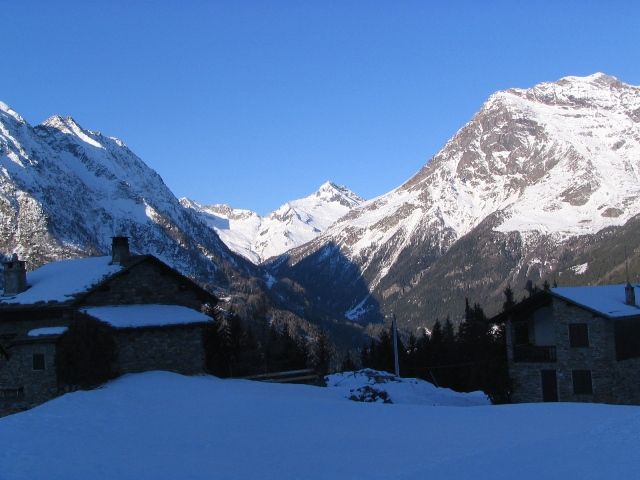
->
[[348, 385, 392, 404], [56, 313, 117, 389]]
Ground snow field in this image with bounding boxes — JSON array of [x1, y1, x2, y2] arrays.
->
[[0, 371, 639, 480]]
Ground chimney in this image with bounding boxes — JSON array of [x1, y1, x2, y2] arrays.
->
[[111, 236, 130, 265], [3, 254, 27, 296], [625, 282, 636, 306]]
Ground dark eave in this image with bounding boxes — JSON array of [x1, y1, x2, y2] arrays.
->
[[490, 291, 552, 324]]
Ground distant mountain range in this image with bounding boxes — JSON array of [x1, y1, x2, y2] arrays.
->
[[3, 72, 640, 341], [181, 182, 363, 264], [267, 73, 640, 331]]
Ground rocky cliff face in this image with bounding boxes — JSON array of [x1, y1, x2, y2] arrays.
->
[[0, 102, 253, 291], [268, 73, 640, 331]]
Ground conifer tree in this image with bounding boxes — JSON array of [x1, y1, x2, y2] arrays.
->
[[310, 329, 333, 376], [340, 352, 357, 372], [503, 285, 515, 311]]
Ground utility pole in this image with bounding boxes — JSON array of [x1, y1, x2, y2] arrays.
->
[[392, 313, 400, 377]]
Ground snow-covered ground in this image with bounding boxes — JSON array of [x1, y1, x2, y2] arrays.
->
[[1, 371, 639, 480]]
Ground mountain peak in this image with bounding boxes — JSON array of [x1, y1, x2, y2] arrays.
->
[[313, 181, 363, 206], [484, 72, 639, 118], [41, 115, 83, 132], [318, 180, 340, 191], [184, 182, 364, 263], [0, 101, 27, 124]]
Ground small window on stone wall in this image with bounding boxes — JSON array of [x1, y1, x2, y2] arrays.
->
[[32, 353, 45, 371], [0, 387, 24, 400], [615, 320, 640, 360], [569, 324, 589, 348], [572, 369, 593, 395], [514, 322, 529, 345]]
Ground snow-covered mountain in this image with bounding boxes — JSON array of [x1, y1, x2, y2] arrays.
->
[[0, 102, 252, 289], [181, 181, 363, 263], [269, 73, 640, 328]]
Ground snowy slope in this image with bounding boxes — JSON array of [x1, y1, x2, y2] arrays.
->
[[298, 73, 640, 276], [1, 371, 639, 480], [0, 102, 252, 289], [182, 181, 363, 263], [270, 73, 640, 325]]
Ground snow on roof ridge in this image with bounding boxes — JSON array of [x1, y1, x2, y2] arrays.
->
[[551, 284, 640, 318], [0, 256, 122, 305], [28, 326, 68, 337], [81, 304, 212, 329]]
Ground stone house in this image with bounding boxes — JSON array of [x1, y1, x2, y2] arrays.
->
[[498, 284, 640, 404], [0, 237, 217, 416]]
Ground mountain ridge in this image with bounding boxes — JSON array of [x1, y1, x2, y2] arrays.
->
[[181, 181, 364, 264], [0, 101, 254, 292]]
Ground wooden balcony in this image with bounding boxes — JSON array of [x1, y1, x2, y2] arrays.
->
[[513, 345, 557, 363]]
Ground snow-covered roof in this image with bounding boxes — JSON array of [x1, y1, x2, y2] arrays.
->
[[81, 305, 212, 329], [0, 256, 122, 305], [551, 284, 640, 318], [28, 327, 69, 337]]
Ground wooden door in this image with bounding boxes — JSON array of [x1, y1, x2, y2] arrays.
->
[[541, 369, 558, 402]]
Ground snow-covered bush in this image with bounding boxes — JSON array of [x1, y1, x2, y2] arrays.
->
[[56, 314, 117, 389]]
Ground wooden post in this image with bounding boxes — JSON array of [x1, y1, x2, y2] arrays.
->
[[392, 313, 400, 377]]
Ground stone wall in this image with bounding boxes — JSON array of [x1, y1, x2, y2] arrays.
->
[[113, 324, 206, 376], [553, 300, 617, 403], [612, 358, 640, 403], [508, 298, 640, 404], [0, 308, 69, 338], [0, 338, 58, 416], [0, 255, 214, 416], [81, 259, 210, 310], [1, 322, 209, 417]]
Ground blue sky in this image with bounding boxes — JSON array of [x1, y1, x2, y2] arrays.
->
[[2, 1, 639, 214]]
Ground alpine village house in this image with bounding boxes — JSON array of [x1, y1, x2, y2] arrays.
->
[[499, 283, 640, 404], [0, 237, 217, 416]]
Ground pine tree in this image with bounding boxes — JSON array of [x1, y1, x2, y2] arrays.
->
[[311, 329, 333, 376], [503, 285, 515, 311], [340, 352, 357, 372]]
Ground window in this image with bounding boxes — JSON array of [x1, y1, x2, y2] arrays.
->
[[0, 387, 24, 400], [615, 320, 640, 361], [514, 322, 529, 345], [569, 324, 589, 348], [32, 353, 45, 371], [572, 370, 593, 395]]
